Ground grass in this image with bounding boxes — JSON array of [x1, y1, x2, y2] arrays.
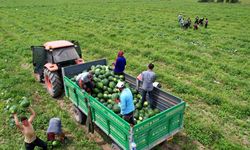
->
[[0, 0, 249, 149]]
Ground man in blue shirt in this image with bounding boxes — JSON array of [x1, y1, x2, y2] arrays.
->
[[113, 51, 126, 75], [116, 81, 135, 125]]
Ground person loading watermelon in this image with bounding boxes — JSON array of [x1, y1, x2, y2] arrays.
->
[[140, 63, 156, 109], [13, 107, 47, 150], [76, 71, 94, 94], [113, 50, 126, 75], [116, 81, 135, 125]]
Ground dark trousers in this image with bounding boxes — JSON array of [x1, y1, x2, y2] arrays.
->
[[123, 111, 135, 125], [25, 137, 47, 150], [141, 90, 155, 109]]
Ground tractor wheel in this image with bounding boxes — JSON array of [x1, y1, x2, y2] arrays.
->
[[73, 105, 86, 124], [44, 68, 63, 98]]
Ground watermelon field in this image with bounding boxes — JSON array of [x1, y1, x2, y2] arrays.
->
[[0, 0, 249, 149]]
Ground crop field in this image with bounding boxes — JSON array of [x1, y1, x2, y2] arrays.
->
[[0, 0, 249, 149]]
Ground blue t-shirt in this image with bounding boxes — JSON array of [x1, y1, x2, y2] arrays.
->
[[119, 88, 135, 115], [114, 57, 126, 73]]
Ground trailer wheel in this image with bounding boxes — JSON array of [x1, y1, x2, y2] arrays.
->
[[44, 68, 63, 98], [73, 105, 85, 124]]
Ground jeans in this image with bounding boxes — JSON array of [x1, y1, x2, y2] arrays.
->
[[25, 137, 47, 150], [141, 90, 155, 109]]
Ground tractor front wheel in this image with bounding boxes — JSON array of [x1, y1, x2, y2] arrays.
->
[[44, 68, 63, 98]]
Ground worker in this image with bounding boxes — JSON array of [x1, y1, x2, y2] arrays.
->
[[76, 71, 94, 94], [140, 63, 156, 109], [113, 50, 126, 75], [199, 18, 204, 26], [178, 14, 183, 27], [205, 18, 208, 28], [13, 107, 47, 150], [47, 118, 66, 142], [116, 81, 135, 125], [195, 16, 199, 24], [194, 23, 198, 30]]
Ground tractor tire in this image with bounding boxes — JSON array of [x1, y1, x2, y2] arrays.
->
[[44, 68, 63, 98], [73, 105, 86, 124]]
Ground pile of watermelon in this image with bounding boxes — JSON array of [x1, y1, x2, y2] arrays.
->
[[72, 65, 161, 124]]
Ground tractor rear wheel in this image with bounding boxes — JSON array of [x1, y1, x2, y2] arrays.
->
[[44, 68, 63, 98]]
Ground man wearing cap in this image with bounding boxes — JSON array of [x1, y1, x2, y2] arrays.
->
[[141, 63, 156, 109], [76, 71, 94, 94], [116, 81, 135, 125]]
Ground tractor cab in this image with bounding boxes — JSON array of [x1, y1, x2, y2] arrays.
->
[[31, 40, 84, 97]]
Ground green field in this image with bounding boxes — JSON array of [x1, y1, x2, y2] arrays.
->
[[0, 0, 249, 149]]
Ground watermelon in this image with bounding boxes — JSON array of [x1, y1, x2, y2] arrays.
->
[[125, 83, 130, 88], [119, 75, 125, 80], [131, 89, 137, 94], [135, 103, 142, 110], [107, 99, 113, 104], [100, 70, 105, 75], [94, 68, 101, 75], [154, 108, 160, 114], [52, 140, 60, 147], [103, 94, 108, 99], [137, 94, 142, 99], [143, 101, 148, 107], [103, 89, 108, 94], [112, 93, 119, 100], [134, 111, 139, 119], [112, 104, 120, 113], [93, 88, 100, 93], [109, 82, 115, 88], [107, 88, 113, 93], [9, 105, 18, 114], [20, 98, 30, 108], [97, 82, 104, 89], [100, 99, 105, 103], [108, 76, 113, 81], [148, 110, 155, 117], [107, 104, 113, 109], [102, 79, 109, 86], [97, 93, 103, 99]]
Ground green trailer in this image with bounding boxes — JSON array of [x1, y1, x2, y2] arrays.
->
[[62, 59, 186, 150]]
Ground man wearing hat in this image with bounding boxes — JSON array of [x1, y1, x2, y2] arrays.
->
[[116, 81, 135, 125], [76, 71, 94, 94]]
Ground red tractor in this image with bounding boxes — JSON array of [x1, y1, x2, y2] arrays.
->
[[31, 40, 84, 98]]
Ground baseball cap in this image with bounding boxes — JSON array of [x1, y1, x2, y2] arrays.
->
[[116, 81, 125, 88]]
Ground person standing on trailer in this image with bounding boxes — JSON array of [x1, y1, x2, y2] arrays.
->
[[140, 63, 156, 109], [113, 50, 126, 75], [116, 81, 135, 125]]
